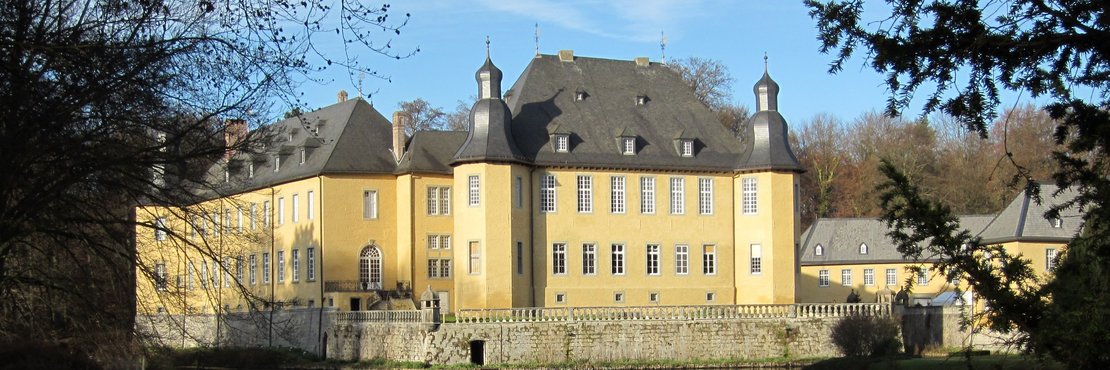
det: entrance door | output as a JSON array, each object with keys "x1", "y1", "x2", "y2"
[
  {"x1": 350, "y1": 297, "x2": 361, "y2": 311},
  {"x1": 359, "y1": 246, "x2": 383, "y2": 290}
]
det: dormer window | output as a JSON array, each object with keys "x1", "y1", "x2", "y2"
[
  {"x1": 287, "y1": 133, "x2": 294, "y2": 142},
  {"x1": 575, "y1": 90, "x2": 587, "y2": 101},
  {"x1": 248, "y1": 162, "x2": 255, "y2": 178},
  {"x1": 1052, "y1": 217, "x2": 1063, "y2": 228},
  {"x1": 299, "y1": 148, "x2": 306, "y2": 164},
  {"x1": 621, "y1": 137, "x2": 636, "y2": 155},
  {"x1": 274, "y1": 156, "x2": 281, "y2": 172},
  {"x1": 679, "y1": 139, "x2": 694, "y2": 157},
  {"x1": 636, "y1": 95, "x2": 648, "y2": 106},
  {"x1": 859, "y1": 243, "x2": 868, "y2": 254},
  {"x1": 223, "y1": 169, "x2": 230, "y2": 183},
  {"x1": 815, "y1": 244, "x2": 824, "y2": 256},
  {"x1": 554, "y1": 134, "x2": 569, "y2": 153}
]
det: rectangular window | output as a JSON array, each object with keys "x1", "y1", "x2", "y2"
[
  {"x1": 468, "y1": 241, "x2": 480, "y2": 275},
  {"x1": 236, "y1": 207, "x2": 243, "y2": 233},
  {"x1": 225, "y1": 208, "x2": 232, "y2": 230},
  {"x1": 818, "y1": 269, "x2": 829, "y2": 287},
  {"x1": 646, "y1": 244, "x2": 660, "y2": 275},
  {"x1": 222, "y1": 257, "x2": 231, "y2": 288},
  {"x1": 611, "y1": 243, "x2": 625, "y2": 275},
  {"x1": 577, "y1": 175, "x2": 593, "y2": 213},
  {"x1": 263, "y1": 201, "x2": 271, "y2": 226},
  {"x1": 428, "y1": 235, "x2": 439, "y2": 249},
  {"x1": 675, "y1": 244, "x2": 689, "y2": 275},
  {"x1": 154, "y1": 262, "x2": 168, "y2": 291},
  {"x1": 681, "y1": 140, "x2": 694, "y2": 157},
  {"x1": 555, "y1": 135, "x2": 569, "y2": 152},
  {"x1": 291, "y1": 249, "x2": 300, "y2": 282},
  {"x1": 440, "y1": 259, "x2": 451, "y2": 278},
  {"x1": 582, "y1": 243, "x2": 596, "y2": 275},
  {"x1": 698, "y1": 178, "x2": 713, "y2": 215},
  {"x1": 917, "y1": 268, "x2": 929, "y2": 285},
  {"x1": 302, "y1": 247, "x2": 314, "y2": 281},
  {"x1": 262, "y1": 253, "x2": 270, "y2": 284},
  {"x1": 1046, "y1": 248, "x2": 1057, "y2": 271},
  {"x1": 235, "y1": 256, "x2": 243, "y2": 284},
  {"x1": 742, "y1": 177, "x2": 758, "y2": 214},
  {"x1": 516, "y1": 242, "x2": 524, "y2": 275},
  {"x1": 703, "y1": 245, "x2": 717, "y2": 275},
  {"x1": 863, "y1": 268, "x2": 875, "y2": 286},
  {"x1": 468, "y1": 175, "x2": 480, "y2": 207},
  {"x1": 640, "y1": 177, "x2": 656, "y2": 214},
  {"x1": 750, "y1": 244, "x2": 762, "y2": 274},
  {"x1": 610, "y1": 176, "x2": 626, "y2": 214},
  {"x1": 154, "y1": 217, "x2": 167, "y2": 241},
  {"x1": 274, "y1": 156, "x2": 281, "y2": 172},
  {"x1": 842, "y1": 269, "x2": 853, "y2": 286},
  {"x1": 885, "y1": 268, "x2": 897, "y2": 287},
  {"x1": 427, "y1": 187, "x2": 440, "y2": 215},
  {"x1": 427, "y1": 259, "x2": 439, "y2": 278},
  {"x1": 307, "y1": 191, "x2": 315, "y2": 220},
  {"x1": 276, "y1": 251, "x2": 285, "y2": 283},
  {"x1": 188, "y1": 261, "x2": 195, "y2": 290},
  {"x1": 249, "y1": 255, "x2": 257, "y2": 285},
  {"x1": 277, "y1": 197, "x2": 285, "y2": 225},
  {"x1": 552, "y1": 243, "x2": 567, "y2": 275},
  {"x1": 441, "y1": 235, "x2": 451, "y2": 249},
  {"x1": 622, "y1": 137, "x2": 635, "y2": 155},
  {"x1": 441, "y1": 187, "x2": 451, "y2": 214},
  {"x1": 200, "y1": 260, "x2": 208, "y2": 288},
  {"x1": 515, "y1": 177, "x2": 523, "y2": 208},
  {"x1": 211, "y1": 259, "x2": 219, "y2": 288},
  {"x1": 540, "y1": 174, "x2": 557, "y2": 213},
  {"x1": 670, "y1": 177, "x2": 684, "y2": 215},
  {"x1": 363, "y1": 190, "x2": 378, "y2": 219},
  {"x1": 292, "y1": 194, "x2": 299, "y2": 223}
]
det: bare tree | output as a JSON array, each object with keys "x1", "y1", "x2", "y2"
[
  {"x1": 446, "y1": 98, "x2": 475, "y2": 131},
  {"x1": 794, "y1": 113, "x2": 847, "y2": 224},
  {"x1": 397, "y1": 98, "x2": 447, "y2": 134},
  {"x1": 669, "y1": 57, "x2": 734, "y2": 111}
]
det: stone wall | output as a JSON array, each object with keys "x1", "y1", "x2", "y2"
[
  {"x1": 896, "y1": 305, "x2": 971, "y2": 354},
  {"x1": 137, "y1": 308, "x2": 328, "y2": 354},
  {"x1": 328, "y1": 318, "x2": 842, "y2": 365}
]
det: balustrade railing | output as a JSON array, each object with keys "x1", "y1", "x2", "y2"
[
  {"x1": 454, "y1": 303, "x2": 891, "y2": 324},
  {"x1": 332, "y1": 310, "x2": 426, "y2": 323}
]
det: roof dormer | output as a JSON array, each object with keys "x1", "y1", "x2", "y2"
[{"x1": 673, "y1": 130, "x2": 695, "y2": 157}]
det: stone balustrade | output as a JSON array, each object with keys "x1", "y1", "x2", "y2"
[
  {"x1": 332, "y1": 309, "x2": 425, "y2": 323},
  {"x1": 454, "y1": 303, "x2": 890, "y2": 324}
]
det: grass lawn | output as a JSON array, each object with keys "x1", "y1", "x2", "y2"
[{"x1": 805, "y1": 354, "x2": 1061, "y2": 370}]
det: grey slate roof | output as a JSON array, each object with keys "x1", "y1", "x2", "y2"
[
  {"x1": 978, "y1": 183, "x2": 1083, "y2": 243},
  {"x1": 799, "y1": 215, "x2": 995, "y2": 266},
  {"x1": 503, "y1": 54, "x2": 802, "y2": 172},
  {"x1": 453, "y1": 57, "x2": 529, "y2": 165},
  {"x1": 213, "y1": 98, "x2": 396, "y2": 194},
  {"x1": 396, "y1": 131, "x2": 469, "y2": 175}
]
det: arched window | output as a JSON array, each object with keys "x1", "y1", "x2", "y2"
[
  {"x1": 859, "y1": 243, "x2": 868, "y2": 254},
  {"x1": 359, "y1": 246, "x2": 382, "y2": 290},
  {"x1": 815, "y1": 244, "x2": 824, "y2": 256}
]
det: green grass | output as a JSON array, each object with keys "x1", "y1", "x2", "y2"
[
  {"x1": 439, "y1": 356, "x2": 826, "y2": 369},
  {"x1": 804, "y1": 354, "x2": 1061, "y2": 370}
]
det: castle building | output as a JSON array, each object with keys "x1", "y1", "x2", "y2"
[{"x1": 134, "y1": 50, "x2": 805, "y2": 314}]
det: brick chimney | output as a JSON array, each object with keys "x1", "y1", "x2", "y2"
[
  {"x1": 558, "y1": 49, "x2": 574, "y2": 62},
  {"x1": 635, "y1": 57, "x2": 650, "y2": 67},
  {"x1": 224, "y1": 119, "x2": 248, "y2": 160},
  {"x1": 391, "y1": 111, "x2": 408, "y2": 162},
  {"x1": 337, "y1": 90, "x2": 348, "y2": 103}
]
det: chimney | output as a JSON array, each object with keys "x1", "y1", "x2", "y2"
[
  {"x1": 634, "y1": 57, "x2": 650, "y2": 67},
  {"x1": 558, "y1": 49, "x2": 575, "y2": 62},
  {"x1": 224, "y1": 119, "x2": 248, "y2": 160},
  {"x1": 391, "y1": 111, "x2": 407, "y2": 162},
  {"x1": 337, "y1": 90, "x2": 348, "y2": 103}
]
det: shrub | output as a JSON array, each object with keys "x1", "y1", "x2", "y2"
[{"x1": 830, "y1": 314, "x2": 901, "y2": 357}]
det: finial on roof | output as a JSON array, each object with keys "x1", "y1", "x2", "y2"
[
  {"x1": 485, "y1": 35, "x2": 491, "y2": 58},
  {"x1": 660, "y1": 30, "x2": 668, "y2": 64},
  {"x1": 534, "y1": 23, "x2": 540, "y2": 56},
  {"x1": 764, "y1": 52, "x2": 769, "y2": 71}
]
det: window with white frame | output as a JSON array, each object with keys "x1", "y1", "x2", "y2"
[
  {"x1": 236, "y1": 207, "x2": 243, "y2": 232},
  {"x1": 1052, "y1": 217, "x2": 1062, "y2": 228},
  {"x1": 154, "y1": 217, "x2": 167, "y2": 241},
  {"x1": 841, "y1": 269, "x2": 852, "y2": 286},
  {"x1": 582, "y1": 243, "x2": 596, "y2": 275},
  {"x1": 234, "y1": 256, "x2": 244, "y2": 284},
  {"x1": 248, "y1": 162, "x2": 254, "y2": 178},
  {"x1": 427, "y1": 259, "x2": 439, "y2": 278},
  {"x1": 363, "y1": 190, "x2": 378, "y2": 219},
  {"x1": 863, "y1": 268, "x2": 875, "y2": 286},
  {"x1": 307, "y1": 191, "x2": 314, "y2": 220},
  {"x1": 552, "y1": 243, "x2": 567, "y2": 275},
  {"x1": 703, "y1": 245, "x2": 716, "y2": 275},
  {"x1": 155, "y1": 262, "x2": 168, "y2": 291},
  {"x1": 515, "y1": 177, "x2": 523, "y2": 208},
  {"x1": 646, "y1": 244, "x2": 660, "y2": 275},
  {"x1": 698, "y1": 178, "x2": 713, "y2": 215},
  {"x1": 468, "y1": 241, "x2": 480, "y2": 275},
  {"x1": 441, "y1": 235, "x2": 451, "y2": 249},
  {"x1": 306, "y1": 247, "x2": 315, "y2": 281},
  {"x1": 577, "y1": 175, "x2": 593, "y2": 213},
  {"x1": 742, "y1": 177, "x2": 758, "y2": 214},
  {"x1": 621, "y1": 137, "x2": 635, "y2": 155},
  {"x1": 262, "y1": 252, "x2": 270, "y2": 284},
  {"x1": 818, "y1": 269, "x2": 829, "y2": 287},
  {"x1": 670, "y1": 177, "x2": 684, "y2": 215},
  {"x1": 554, "y1": 134, "x2": 569, "y2": 152},
  {"x1": 299, "y1": 148, "x2": 306, "y2": 164},
  {"x1": 610, "y1": 176, "x2": 626, "y2": 214},
  {"x1": 815, "y1": 244, "x2": 824, "y2": 256},
  {"x1": 611, "y1": 243, "x2": 625, "y2": 275},
  {"x1": 263, "y1": 201, "x2": 271, "y2": 226},
  {"x1": 440, "y1": 258, "x2": 451, "y2": 278},
  {"x1": 224, "y1": 208, "x2": 232, "y2": 230},
  {"x1": 917, "y1": 268, "x2": 929, "y2": 285},
  {"x1": 885, "y1": 268, "x2": 897, "y2": 287},
  {"x1": 292, "y1": 194, "x2": 299, "y2": 223},
  {"x1": 200, "y1": 260, "x2": 208, "y2": 288},
  {"x1": 277, "y1": 197, "x2": 285, "y2": 225},
  {"x1": 540, "y1": 174, "x2": 557, "y2": 213},
  {"x1": 249, "y1": 203, "x2": 257, "y2": 230},
  {"x1": 1046, "y1": 248, "x2": 1057, "y2": 271},
  {"x1": 427, "y1": 187, "x2": 451, "y2": 215},
  {"x1": 249, "y1": 255, "x2": 257, "y2": 285},
  {"x1": 640, "y1": 177, "x2": 655, "y2": 214},
  {"x1": 468, "y1": 175, "x2": 480, "y2": 206},
  {"x1": 750, "y1": 244, "x2": 762, "y2": 274},
  {"x1": 276, "y1": 250, "x2": 285, "y2": 283},
  {"x1": 859, "y1": 243, "x2": 868, "y2": 254},
  {"x1": 555, "y1": 292, "x2": 566, "y2": 304},
  {"x1": 274, "y1": 156, "x2": 281, "y2": 172},
  {"x1": 428, "y1": 235, "x2": 439, "y2": 249},
  {"x1": 675, "y1": 244, "x2": 689, "y2": 275},
  {"x1": 222, "y1": 257, "x2": 231, "y2": 288},
  {"x1": 291, "y1": 249, "x2": 300, "y2": 282},
  {"x1": 680, "y1": 139, "x2": 694, "y2": 157},
  {"x1": 188, "y1": 261, "x2": 195, "y2": 290}
]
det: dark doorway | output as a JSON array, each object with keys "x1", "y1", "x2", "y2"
[
  {"x1": 469, "y1": 340, "x2": 485, "y2": 365},
  {"x1": 321, "y1": 333, "x2": 327, "y2": 359},
  {"x1": 350, "y1": 297, "x2": 361, "y2": 311}
]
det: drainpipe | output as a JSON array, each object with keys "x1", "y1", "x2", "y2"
[{"x1": 269, "y1": 187, "x2": 275, "y2": 347}]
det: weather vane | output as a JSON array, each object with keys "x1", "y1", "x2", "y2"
[
  {"x1": 764, "y1": 52, "x2": 769, "y2": 71},
  {"x1": 660, "y1": 31, "x2": 668, "y2": 64},
  {"x1": 357, "y1": 71, "x2": 365, "y2": 98},
  {"x1": 534, "y1": 23, "x2": 540, "y2": 56},
  {"x1": 485, "y1": 36, "x2": 491, "y2": 58}
]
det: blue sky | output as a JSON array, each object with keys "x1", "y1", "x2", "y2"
[{"x1": 295, "y1": 1, "x2": 1026, "y2": 126}]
